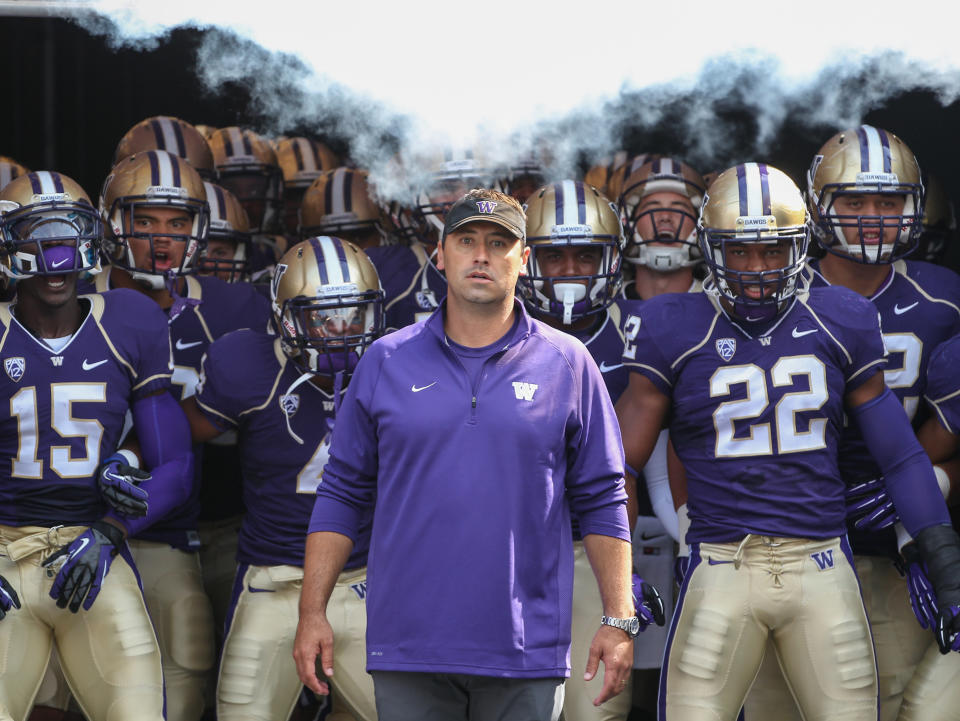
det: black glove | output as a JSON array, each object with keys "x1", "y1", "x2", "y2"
[
  {"x1": 0, "y1": 574, "x2": 20, "y2": 620},
  {"x1": 632, "y1": 573, "x2": 666, "y2": 629},
  {"x1": 915, "y1": 524, "x2": 960, "y2": 653},
  {"x1": 98, "y1": 453, "x2": 150, "y2": 518},
  {"x1": 42, "y1": 521, "x2": 125, "y2": 613}
]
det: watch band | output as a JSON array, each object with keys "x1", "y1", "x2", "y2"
[{"x1": 601, "y1": 614, "x2": 640, "y2": 638}]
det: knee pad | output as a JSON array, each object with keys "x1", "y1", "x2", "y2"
[{"x1": 166, "y1": 591, "x2": 215, "y2": 672}]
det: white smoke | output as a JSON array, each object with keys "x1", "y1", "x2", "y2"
[{"x1": 57, "y1": 0, "x2": 960, "y2": 199}]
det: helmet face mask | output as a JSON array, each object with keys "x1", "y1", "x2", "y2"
[
  {"x1": 519, "y1": 180, "x2": 624, "y2": 325},
  {"x1": 0, "y1": 172, "x2": 102, "y2": 280},
  {"x1": 210, "y1": 128, "x2": 286, "y2": 234},
  {"x1": 699, "y1": 163, "x2": 810, "y2": 323},
  {"x1": 271, "y1": 236, "x2": 385, "y2": 378},
  {"x1": 808, "y1": 125, "x2": 923, "y2": 264}
]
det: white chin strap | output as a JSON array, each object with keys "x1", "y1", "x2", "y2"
[
  {"x1": 554, "y1": 282, "x2": 586, "y2": 325},
  {"x1": 631, "y1": 242, "x2": 695, "y2": 271}
]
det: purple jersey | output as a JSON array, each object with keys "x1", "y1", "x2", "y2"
[
  {"x1": 624, "y1": 287, "x2": 886, "y2": 543},
  {"x1": 310, "y1": 300, "x2": 629, "y2": 677},
  {"x1": 87, "y1": 270, "x2": 272, "y2": 547},
  {"x1": 365, "y1": 243, "x2": 447, "y2": 331},
  {"x1": 925, "y1": 334, "x2": 960, "y2": 435},
  {"x1": 0, "y1": 290, "x2": 173, "y2": 526},
  {"x1": 196, "y1": 329, "x2": 370, "y2": 569},
  {"x1": 578, "y1": 299, "x2": 643, "y2": 405},
  {"x1": 805, "y1": 260, "x2": 960, "y2": 470}
]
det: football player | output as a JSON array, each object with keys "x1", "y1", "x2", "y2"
[
  {"x1": 180, "y1": 236, "x2": 383, "y2": 721},
  {"x1": 0, "y1": 170, "x2": 194, "y2": 721},
  {"x1": 299, "y1": 168, "x2": 396, "y2": 250},
  {"x1": 498, "y1": 152, "x2": 547, "y2": 205},
  {"x1": 198, "y1": 181, "x2": 252, "y2": 283},
  {"x1": 796, "y1": 126, "x2": 960, "y2": 721},
  {"x1": 365, "y1": 147, "x2": 493, "y2": 330},
  {"x1": 615, "y1": 162, "x2": 960, "y2": 721},
  {"x1": 520, "y1": 180, "x2": 665, "y2": 721},
  {"x1": 113, "y1": 116, "x2": 216, "y2": 180},
  {"x1": 95, "y1": 149, "x2": 272, "y2": 721},
  {"x1": 275, "y1": 136, "x2": 338, "y2": 235}
]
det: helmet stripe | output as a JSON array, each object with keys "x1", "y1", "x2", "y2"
[
  {"x1": 858, "y1": 125, "x2": 892, "y2": 173},
  {"x1": 292, "y1": 138, "x2": 306, "y2": 171},
  {"x1": 147, "y1": 151, "x2": 161, "y2": 187},
  {"x1": 50, "y1": 171, "x2": 65, "y2": 194},
  {"x1": 311, "y1": 237, "x2": 330, "y2": 285},
  {"x1": 331, "y1": 169, "x2": 347, "y2": 215},
  {"x1": 324, "y1": 170, "x2": 335, "y2": 216},
  {"x1": 575, "y1": 180, "x2": 587, "y2": 225},
  {"x1": 171, "y1": 120, "x2": 186, "y2": 157},
  {"x1": 150, "y1": 119, "x2": 166, "y2": 150},
  {"x1": 213, "y1": 184, "x2": 227, "y2": 219},
  {"x1": 241, "y1": 130, "x2": 254, "y2": 157},
  {"x1": 877, "y1": 129, "x2": 892, "y2": 173},
  {"x1": 343, "y1": 170, "x2": 354, "y2": 213},
  {"x1": 736, "y1": 164, "x2": 749, "y2": 217},
  {"x1": 224, "y1": 129, "x2": 238, "y2": 158},
  {"x1": 553, "y1": 183, "x2": 564, "y2": 226},
  {"x1": 758, "y1": 163, "x2": 772, "y2": 216},
  {"x1": 333, "y1": 235, "x2": 350, "y2": 281},
  {"x1": 28, "y1": 172, "x2": 44, "y2": 195}
]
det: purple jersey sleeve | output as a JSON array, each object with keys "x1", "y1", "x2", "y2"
[
  {"x1": 620, "y1": 294, "x2": 687, "y2": 395},
  {"x1": 925, "y1": 334, "x2": 960, "y2": 434},
  {"x1": 99, "y1": 289, "x2": 174, "y2": 399},
  {"x1": 195, "y1": 336, "x2": 248, "y2": 431}
]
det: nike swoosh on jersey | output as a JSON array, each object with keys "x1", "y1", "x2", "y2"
[
  {"x1": 411, "y1": 382, "x2": 437, "y2": 393},
  {"x1": 81, "y1": 359, "x2": 108, "y2": 371},
  {"x1": 707, "y1": 557, "x2": 734, "y2": 565},
  {"x1": 175, "y1": 339, "x2": 203, "y2": 350},
  {"x1": 792, "y1": 327, "x2": 818, "y2": 338},
  {"x1": 599, "y1": 361, "x2": 623, "y2": 373},
  {"x1": 247, "y1": 585, "x2": 276, "y2": 593},
  {"x1": 894, "y1": 301, "x2": 919, "y2": 315}
]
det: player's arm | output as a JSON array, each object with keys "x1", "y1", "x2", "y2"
[
  {"x1": 181, "y1": 395, "x2": 225, "y2": 444},
  {"x1": 614, "y1": 372, "x2": 670, "y2": 475},
  {"x1": 293, "y1": 530, "x2": 354, "y2": 696},
  {"x1": 846, "y1": 371, "x2": 960, "y2": 652}
]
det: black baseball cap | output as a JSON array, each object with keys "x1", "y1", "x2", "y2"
[{"x1": 443, "y1": 194, "x2": 526, "y2": 240}]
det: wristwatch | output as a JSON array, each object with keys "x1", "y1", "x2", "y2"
[{"x1": 601, "y1": 615, "x2": 640, "y2": 638}]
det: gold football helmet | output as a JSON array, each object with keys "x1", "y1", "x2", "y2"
[
  {"x1": 198, "y1": 181, "x2": 251, "y2": 283},
  {"x1": 299, "y1": 168, "x2": 392, "y2": 248},
  {"x1": 113, "y1": 116, "x2": 215, "y2": 179},
  {"x1": 414, "y1": 147, "x2": 495, "y2": 243},
  {"x1": 584, "y1": 151, "x2": 634, "y2": 197},
  {"x1": 194, "y1": 124, "x2": 218, "y2": 140},
  {"x1": 520, "y1": 180, "x2": 624, "y2": 325},
  {"x1": 209, "y1": 127, "x2": 284, "y2": 234},
  {"x1": 917, "y1": 172, "x2": 956, "y2": 264},
  {"x1": 271, "y1": 236, "x2": 385, "y2": 378},
  {"x1": 699, "y1": 163, "x2": 810, "y2": 322},
  {"x1": 0, "y1": 157, "x2": 30, "y2": 193},
  {"x1": 618, "y1": 157, "x2": 705, "y2": 270},
  {"x1": 276, "y1": 137, "x2": 339, "y2": 235},
  {"x1": 497, "y1": 151, "x2": 547, "y2": 205},
  {"x1": 0, "y1": 171, "x2": 101, "y2": 279},
  {"x1": 100, "y1": 150, "x2": 210, "y2": 289},
  {"x1": 807, "y1": 125, "x2": 923, "y2": 263},
  {"x1": 605, "y1": 153, "x2": 656, "y2": 203}
]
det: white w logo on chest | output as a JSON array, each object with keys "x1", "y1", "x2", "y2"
[{"x1": 512, "y1": 381, "x2": 538, "y2": 401}]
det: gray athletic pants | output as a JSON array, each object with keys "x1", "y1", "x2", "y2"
[{"x1": 371, "y1": 671, "x2": 565, "y2": 721}]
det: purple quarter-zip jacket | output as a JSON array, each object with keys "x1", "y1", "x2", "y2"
[{"x1": 309, "y1": 299, "x2": 629, "y2": 677}]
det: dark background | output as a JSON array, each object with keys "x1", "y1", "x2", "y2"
[{"x1": 1, "y1": 15, "x2": 959, "y2": 270}]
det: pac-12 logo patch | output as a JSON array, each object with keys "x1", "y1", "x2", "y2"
[
  {"x1": 416, "y1": 289, "x2": 437, "y2": 310},
  {"x1": 280, "y1": 393, "x2": 300, "y2": 417},
  {"x1": 4, "y1": 357, "x2": 25, "y2": 382},
  {"x1": 715, "y1": 338, "x2": 736, "y2": 362}
]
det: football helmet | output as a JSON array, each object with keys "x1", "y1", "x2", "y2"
[
  {"x1": 0, "y1": 171, "x2": 101, "y2": 279},
  {"x1": 699, "y1": 163, "x2": 810, "y2": 322},
  {"x1": 99, "y1": 150, "x2": 210, "y2": 289},
  {"x1": 271, "y1": 236, "x2": 385, "y2": 378},
  {"x1": 584, "y1": 151, "x2": 633, "y2": 197},
  {"x1": 209, "y1": 127, "x2": 284, "y2": 234},
  {"x1": 194, "y1": 124, "x2": 218, "y2": 140},
  {"x1": 917, "y1": 172, "x2": 956, "y2": 264},
  {"x1": 519, "y1": 180, "x2": 624, "y2": 324},
  {"x1": 299, "y1": 168, "x2": 392, "y2": 248},
  {"x1": 276, "y1": 137, "x2": 339, "y2": 235},
  {"x1": 199, "y1": 181, "x2": 251, "y2": 283},
  {"x1": 618, "y1": 157, "x2": 705, "y2": 270},
  {"x1": 605, "y1": 153, "x2": 656, "y2": 203},
  {"x1": 498, "y1": 152, "x2": 547, "y2": 205},
  {"x1": 113, "y1": 116, "x2": 215, "y2": 179},
  {"x1": 0, "y1": 156, "x2": 30, "y2": 193},
  {"x1": 807, "y1": 125, "x2": 923, "y2": 263},
  {"x1": 414, "y1": 148, "x2": 494, "y2": 243}
]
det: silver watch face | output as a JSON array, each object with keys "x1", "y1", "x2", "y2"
[{"x1": 627, "y1": 616, "x2": 640, "y2": 636}]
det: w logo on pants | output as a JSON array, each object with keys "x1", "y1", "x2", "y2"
[
  {"x1": 512, "y1": 382, "x2": 538, "y2": 401},
  {"x1": 810, "y1": 550, "x2": 835, "y2": 570}
]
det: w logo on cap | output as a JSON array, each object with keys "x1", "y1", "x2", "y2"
[{"x1": 476, "y1": 201, "x2": 497, "y2": 214}]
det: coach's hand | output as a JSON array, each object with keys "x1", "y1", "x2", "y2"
[
  {"x1": 294, "y1": 610, "x2": 335, "y2": 696},
  {"x1": 98, "y1": 453, "x2": 150, "y2": 518},
  {"x1": 584, "y1": 624, "x2": 634, "y2": 706},
  {"x1": 0, "y1": 574, "x2": 20, "y2": 619},
  {"x1": 43, "y1": 521, "x2": 125, "y2": 613}
]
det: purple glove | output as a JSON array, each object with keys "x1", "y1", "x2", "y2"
[
  {"x1": 632, "y1": 573, "x2": 666, "y2": 629},
  {"x1": 0, "y1": 575, "x2": 19, "y2": 620},
  {"x1": 43, "y1": 521, "x2": 124, "y2": 613},
  {"x1": 900, "y1": 543, "x2": 938, "y2": 629},
  {"x1": 845, "y1": 477, "x2": 899, "y2": 531}
]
